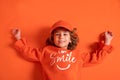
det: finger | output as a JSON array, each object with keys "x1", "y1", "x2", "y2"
[
  {"x1": 107, "y1": 31, "x2": 113, "y2": 36},
  {"x1": 105, "y1": 31, "x2": 113, "y2": 36},
  {"x1": 105, "y1": 31, "x2": 108, "y2": 36},
  {"x1": 12, "y1": 28, "x2": 19, "y2": 35}
]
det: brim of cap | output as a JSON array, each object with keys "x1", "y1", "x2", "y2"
[{"x1": 50, "y1": 20, "x2": 73, "y2": 34}]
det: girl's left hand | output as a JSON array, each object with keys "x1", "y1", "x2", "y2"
[{"x1": 105, "y1": 31, "x2": 113, "y2": 45}]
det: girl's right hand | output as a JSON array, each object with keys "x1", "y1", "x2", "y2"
[
  {"x1": 104, "y1": 31, "x2": 113, "y2": 45},
  {"x1": 12, "y1": 28, "x2": 21, "y2": 40}
]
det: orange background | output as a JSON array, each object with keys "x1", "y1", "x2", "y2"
[{"x1": 0, "y1": 0, "x2": 120, "y2": 80}]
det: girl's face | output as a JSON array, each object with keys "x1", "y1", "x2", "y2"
[{"x1": 53, "y1": 28, "x2": 71, "y2": 49}]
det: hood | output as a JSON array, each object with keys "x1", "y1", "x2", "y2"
[{"x1": 50, "y1": 20, "x2": 73, "y2": 34}]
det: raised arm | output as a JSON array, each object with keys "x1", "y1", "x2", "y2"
[
  {"x1": 12, "y1": 28, "x2": 41, "y2": 61},
  {"x1": 82, "y1": 31, "x2": 113, "y2": 67}
]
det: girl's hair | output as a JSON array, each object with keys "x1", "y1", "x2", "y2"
[{"x1": 46, "y1": 27, "x2": 79, "y2": 50}]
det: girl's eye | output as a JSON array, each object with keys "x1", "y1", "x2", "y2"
[
  {"x1": 54, "y1": 32, "x2": 69, "y2": 36},
  {"x1": 64, "y1": 33, "x2": 68, "y2": 36},
  {"x1": 55, "y1": 33, "x2": 60, "y2": 36}
]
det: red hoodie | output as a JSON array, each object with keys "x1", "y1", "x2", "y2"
[{"x1": 14, "y1": 20, "x2": 113, "y2": 80}]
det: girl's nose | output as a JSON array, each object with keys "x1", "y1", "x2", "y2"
[{"x1": 59, "y1": 34, "x2": 64, "y2": 38}]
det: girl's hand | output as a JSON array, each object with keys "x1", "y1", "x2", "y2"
[
  {"x1": 105, "y1": 31, "x2": 113, "y2": 45},
  {"x1": 12, "y1": 28, "x2": 21, "y2": 40}
]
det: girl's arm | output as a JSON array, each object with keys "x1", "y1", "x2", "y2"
[
  {"x1": 12, "y1": 29, "x2": 42, "y2": 61},
  {"x1": 82, "y1": 31, "x2": 113, "y2": 67}
]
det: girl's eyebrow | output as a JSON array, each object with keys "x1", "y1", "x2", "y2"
[
  {"x1": 54, "y1": 29, "x2": 70, "y2": 33},
  {"x1": 55, "y1": 31, "x2": 69, "y2": 33}
]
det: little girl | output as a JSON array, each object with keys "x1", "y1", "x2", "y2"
[{"x1": 12, "y1": 20, "x2": 113, "y2": 80}]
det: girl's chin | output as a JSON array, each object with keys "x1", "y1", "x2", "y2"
[{"x1": 57, "y1": 45, "x2": 67, "y2": 49}]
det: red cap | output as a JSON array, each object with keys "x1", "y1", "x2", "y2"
[{"x1": 50, "y1": 20, "x2": 73, "y2": 34}]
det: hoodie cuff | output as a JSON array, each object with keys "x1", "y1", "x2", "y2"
[
  {"x1": 14, "y1": 38, "x2": 27, "y2": 49},
  {"x1": 102, "y1": 45, "x2": 113, "y2": 53}
]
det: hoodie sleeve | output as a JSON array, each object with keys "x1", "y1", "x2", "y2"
[
  {"x1": 14, "y1": 38, "x2": 42, "y2": 61},
  {"x1": 81, "y1": 42, "x2": 113, "y2": 67}
]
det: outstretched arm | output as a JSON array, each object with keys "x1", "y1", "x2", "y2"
[
  {"x1": 12, "y1": 28, "x2": 41, "y2": 61},
  {"x1": 82, "y1": 31, "x2": 113, "y2": 67}
]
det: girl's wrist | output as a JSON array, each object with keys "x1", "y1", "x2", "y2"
[
  {"x1": 16, "y1": 36, "x2": 21, "y2": 40},
  {"x1": 105, "y1": 40, "x2": 111, "y2": 45}
]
